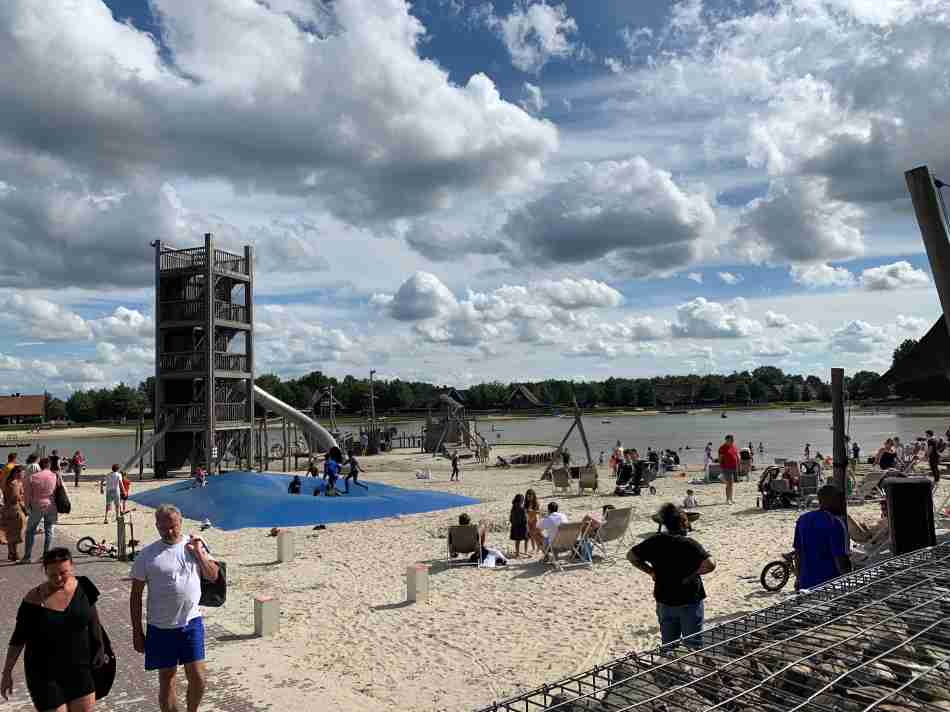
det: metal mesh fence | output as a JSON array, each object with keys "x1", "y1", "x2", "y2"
[{"x1": 477, "y1": 543, "x2": 950, "y2": 712}]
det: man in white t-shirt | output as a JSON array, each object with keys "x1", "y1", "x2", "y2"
[
  {"x1": 541, "y1": 501, "x2": 568, "y2": 545},
  {"x1": 131, "y1": 504, "x2": 219, "y2": 712},
  {"x1": 104, "y1": 464, "x2": 123, "y2": 524}
]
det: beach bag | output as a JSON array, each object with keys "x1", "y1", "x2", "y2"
[
  {"x1": 90, "y1": 624, "x2": 117, "y2": 700},
  {"x1": 53, "y1": 473, "x2": 71, "y2": 515},
  {"x1": 199, "y1": 560, "x2": 227, "y2": 607}
]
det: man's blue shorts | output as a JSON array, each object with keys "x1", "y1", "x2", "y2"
[{"x1": 145, "y1": 617, "x2": 205, "y2": 671}]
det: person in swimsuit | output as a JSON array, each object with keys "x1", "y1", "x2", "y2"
[
  {"x1": 524, "y1": 489, "x2": 543, "y2": 553},
  {"x1": 2, "y1": 548, "x2": 109, "y2": 711}
]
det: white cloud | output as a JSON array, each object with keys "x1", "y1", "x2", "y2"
[
  {"x1": 88, "y1": 307, "x2": 153, "y2": 343},
  {"x1": 860, "y1": 261, "x2": 931, "y2": 291},
  {"x1": 687, "y1": 272, "x2": 703, "y2": 284},
  {"x1": 520, "y1": 82, "x2": 546, "y2": 113},
  {"x1": 534, "y1": 278, "x2": 623, "y2": 309},
  {"x1": 717, "y1": 272, "x2": 742, "y2": 285},
  {"x1": 895, "y1": 314, "x2": 927, "y2": 333},
  {"x1": 504, "y1": 156, "x2": 717, "y2": 275},
  {"x1": 830, "y1": 320, "x2": 887, "y2": 353},
  {"x1": 388, "y1": 272, "x2": 459, "y2": 322},
  {"x1": 0, "y1": 293, "x2": 91, "y2": 341},
  {"x1": 790, "y1": 263, "x2": 856, "y2": 289},
  {"x1": 764, "y1": 310, "x2": 792, "y2": 328},
  {"x1": 479, "y1": 1, "x2": 580, "y2": 74},
  {"x1": 751, "y1": 338, "x2": 792, "y2": 358},
  {"x1": 672, "y1": 297, "x2": 763, "y2": 339}
]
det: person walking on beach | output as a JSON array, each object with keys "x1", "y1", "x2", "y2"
[
  {"x1": 48, "y1": 451, "x2": 60, "y2": 473},
  {"x1": 450, "y1": 451, "x2": 460, "y2": 482},
  {"x1": 804, "y1": 443, "x2": 811, "y2": 461},
  {"x1": 793, "y1": 485, "x2": 851, "y2": 590},
  {"x1": 627, "y1": 503, "x2": 716, "y2": 647},
  {"x1": 1, "y1": 466, "x2": 27, "y2": 561},
  {"x1": 24, "y1": 454, "x2": 40, "y2": 480},
  {"x1": 852, "y1": 441, "x2": 860, "y2": 461},
  {"x1": 323, "y1": 447, "x2": 343, "y2": 495},
  {"x1": 21, "y1": 458, "x2": 58, "y2": 563},
  {"x1": 0, "y1": 453, "x2": 17, "y2": 497},
  {"x1": 703, "y1": 442, "x2": 713, "y2": 477},
  {"x1": 131, "y1": 504, "x2": 219, "y2": 712},
  {"x1": 718, "y1": 436, "x2": 738, "y2": 505},
  {"x1": 104, "y1": 465, "x2": 123, "y2": 524},
  {"x1": 926, "y1": 430, "x2": 941, "y2": 486},
  {"x1": 70, "y1": 451, "x2": 85, "y2": 488},
  {"x1": 343, "y1": 450, "x2": 368, "y2": 493},
  {"x1": 2, "y1": 548, "x2": 110, "y2": 711},
  {"x1": 509, "y1": 494, "x2": 528, "y2": 558}
]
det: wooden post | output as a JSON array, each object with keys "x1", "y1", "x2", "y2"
[
  {"x1": 906, "y1": 166, "x2": 950, "y2": 335},
  {"x1": 204, "y1": 233, "x2": 216, "y2": 476},
  {"x1": 138, "y1": 415, "x2": 145, "y2": 480},
  {"x1": 831, "y1": 368, "x2": 848, "y2": 521}
]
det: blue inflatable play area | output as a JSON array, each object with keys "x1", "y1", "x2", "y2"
[{"x1": 129, "y1": 472, "x2": 479, "y2": 531}]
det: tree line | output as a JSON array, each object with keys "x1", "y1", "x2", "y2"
[{"x1": 45, "y1": 363, "x2": 904, "y2": 424}]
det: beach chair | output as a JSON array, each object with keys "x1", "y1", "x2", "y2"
[
  {"x1": 591, "y1": 507, "x2": 633, "y2": 562},
  {"x1": 578, "y1": 466, "x2": 598, "y2": 495},
  {"x1": 543, "y1": 522, "x2": 590, "y2": 571},
  {"x1": 552, "y1": 467, "x2": 571, "y2": 495},
  {"x1": 446, "y1": 525, "x2": 482, "y2": 568}
]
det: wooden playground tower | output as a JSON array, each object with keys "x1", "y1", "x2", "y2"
[
  {"x1": 152, "y1": 234, "x2": 256, "y2": 476},
  {"x1": 424, "y1": 394, "x2": 488, "y2": 457}
]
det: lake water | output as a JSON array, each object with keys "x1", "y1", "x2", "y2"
[{"x1": 5, "y1": 409, "x2": 948, "y2": 471}]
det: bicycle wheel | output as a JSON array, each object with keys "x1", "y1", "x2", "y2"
[
  {"x1": 760, "y1": 560, "x2": 790, "y2": 592},
  {"x1": 76, "y1": 536, "x2": 97, "y2": 555}
]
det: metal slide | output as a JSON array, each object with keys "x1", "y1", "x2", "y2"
[
  {"x1": 120, "y1": 414, "x2": 176, "y2": 473},
  {"x1": 252, "y1": 384, "x2": 338, "y2": 453}
]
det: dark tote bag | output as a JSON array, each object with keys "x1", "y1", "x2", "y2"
[
  {"x1": 199, "y1": 560, "x2": 227, "y2": 607},
  {"x1": 53, "y1": 473, "x2": 71, "y2": 515},
  {"x1": 90, "y1": 624, "x2": 117, "y2": 700}
]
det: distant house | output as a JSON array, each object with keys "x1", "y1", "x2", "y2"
[
  {"x1": 654, "y1": 383, "x2": 696, "y2": 408},
  {"x1": 506, "y1": 384, "x2": 544, "y2": 409},
  {"x1": 0, "y1": 394, "x2": 45, "y2": 425},
  {"x1": 801, "y1": 384, "x2": 820, "y2": 402}
]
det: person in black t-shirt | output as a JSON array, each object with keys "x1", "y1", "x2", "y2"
[{"x1": 627, "y1": 503, "x2": 716, "y2": 648}]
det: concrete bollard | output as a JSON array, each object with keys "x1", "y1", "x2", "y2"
[
  {"x1": 277, "y1": 530, "x2": 295, "y2": 563},
  {"x1": 254, "y1": 595, "x2": 279, "y2": 637},
  {"x1": 407, "y1": 563, "x2": 430, "y2": 603}
]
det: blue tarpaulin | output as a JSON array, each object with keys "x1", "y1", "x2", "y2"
[{"x1": 128, "y1": 471, "x2": 479, "y2": 531}]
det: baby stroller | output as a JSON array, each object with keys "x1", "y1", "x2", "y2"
[
  {"x1": 614, "y1": 461, "x2": 656, "y2": 496},
  {"x1": 758, "y1": 464, "x2": 800, "y2": 510}
]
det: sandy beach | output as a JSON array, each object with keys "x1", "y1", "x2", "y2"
[{"x1": 53, "y1": 448, "x2": 891, "y2": 711}]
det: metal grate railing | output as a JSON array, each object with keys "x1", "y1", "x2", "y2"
[{"x1": 477, "y1": 543, "x2": 950, "y2": 712}]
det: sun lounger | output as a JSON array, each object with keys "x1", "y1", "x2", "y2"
[
  {"x1": 446, "y1": 524, "x2": 482, "y2": 568},
  {"x1": 852, "y1": 458, "x2": 918, "y2": 501},
  {"x1": 543, "y1": 521, "x2": 590, "y2": 571},
  {"x1": 552, "y1": 467, "x2": 571, "y2": 495},
  {"x1": 591, "y1": 507, "x2": 633, "y2": 562}
]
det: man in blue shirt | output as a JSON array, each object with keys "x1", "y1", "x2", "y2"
[{"x1": 793, "y1": 485, "x2": 851, "y2": 590}]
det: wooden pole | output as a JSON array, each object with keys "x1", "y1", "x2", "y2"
[
  {"x1": 906, "y1": 166, "x2": 950, "y2": 335},
  {"x1": 138, "y1": 415, "x2": 145, "y2": 480},
  {"x1": 831, "y1": 368, "x2": 848, "y2": 520}
]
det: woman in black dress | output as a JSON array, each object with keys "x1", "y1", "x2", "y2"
[
  {"x1": 509, "y1": 493, "x2": 528, "y2": 558},
  {"x1": 1, "y1": 548, "x2": 109, "y2": 711}
]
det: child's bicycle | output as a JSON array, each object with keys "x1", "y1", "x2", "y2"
[
  {"x1": 760, "y1": 551, "x2": 796, "y2": 592},
  {"x1": 76, "y1": 537, "x2": 119, "y2": 558}
]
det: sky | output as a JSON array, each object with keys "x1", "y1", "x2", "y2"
[{"x1": 1, "y1": 0, "x2": 949, "y2": 396}]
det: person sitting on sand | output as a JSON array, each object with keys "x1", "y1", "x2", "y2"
[
  {"x1": 448, "y1": 513, "x2": 486, "y2": 557},
  {"x1": 875, "y1": 439, "x2": 898, "y2": 470},
  {"x1": 848, "y1": 499, "x2": 889, "y2": 553},
  {"x1": 683, "y1": 490, "x2": 698, "y2": 509},
  {"x1": 287, "y1": 475, "x2": 302, "y2": 495}
]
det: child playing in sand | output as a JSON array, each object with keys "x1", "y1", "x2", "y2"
[
  {"x1": 683, "y1": 490, "x2": 698, "y2": 509},
  {"x1": 120, "y1": 472, "x2": 131, "y2": 513},
  {"x1": 509, "y1": 494, "x2": 528, "y2": 558}
]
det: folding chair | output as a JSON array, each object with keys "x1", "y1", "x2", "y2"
[
  {"x1": 591, "y1": 507, "x2": 633, "y2": 562},
  {"x1": 578, "y1": 466, "x2": 598, "y2": 495},
  {"x1": 552, "y1": 467, "x2": 571, "y2": 495},
  {"x1": 446, "y1": 524, "x2": 482, "y2": 568},
  {"x1": 542, "y1": 522, "x2": 590, "y2": 571}
]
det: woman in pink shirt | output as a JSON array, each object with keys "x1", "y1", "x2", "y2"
[{"x1": 21, "y1": 457, "x2": 58, "y2": 563}]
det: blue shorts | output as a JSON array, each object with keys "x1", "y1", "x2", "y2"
[{"x1": 145, "y1": 617, "x2": 205, "y2": 671}]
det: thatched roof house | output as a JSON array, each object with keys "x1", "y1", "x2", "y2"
[{"x1": 506, "y1": 384, "x2": 544, "y2": 409}]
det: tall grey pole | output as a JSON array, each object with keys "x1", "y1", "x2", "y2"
[
  {"x1": 832, "y1": 368, "x2": 848, "y2": 521},
  {"x1": 369, "y1": 369, "x2": 376, "y2": 427}
]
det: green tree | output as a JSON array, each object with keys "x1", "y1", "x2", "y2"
[
  {"x1": 46, "y1": 397, "x2": 66, "y2": 421},
  {"x1": 637, "y1": 381, "x2": 656, "y2": 408},
  {"x1": 698, "y1": 380, "x2": 721, "y2": 401},
  {"x1": 734, "y1": 383, "x2": 750, "y2": 403},
  {"x1": 848, "y1": 371, "x2": 882, "y2": 399},
  {"x1": 749, "y1": 379, "x2": 768, "y2": 403},
  {"x1": 892, "y1": 338, "x2": 918, "y2": 367},
  {"x1": 781, "y1": 382, "x2": 800, "y2": 402},
  {"x1": 621, "y1": 381, "x2": 639, "y2": 407},
  {"x1": 753, "y1": 366, "x2": 785, "y2": 386},
  {"x1": 66, "y1": 391, "x2": 97, "y2": 422}
]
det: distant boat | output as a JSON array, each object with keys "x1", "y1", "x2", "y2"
[
  {"x1": 601, "y1": 419, "x2": 612, "y2": 424},
  {"x1": 661, "y1": 410, "x2": 689, "y2": 415}
]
